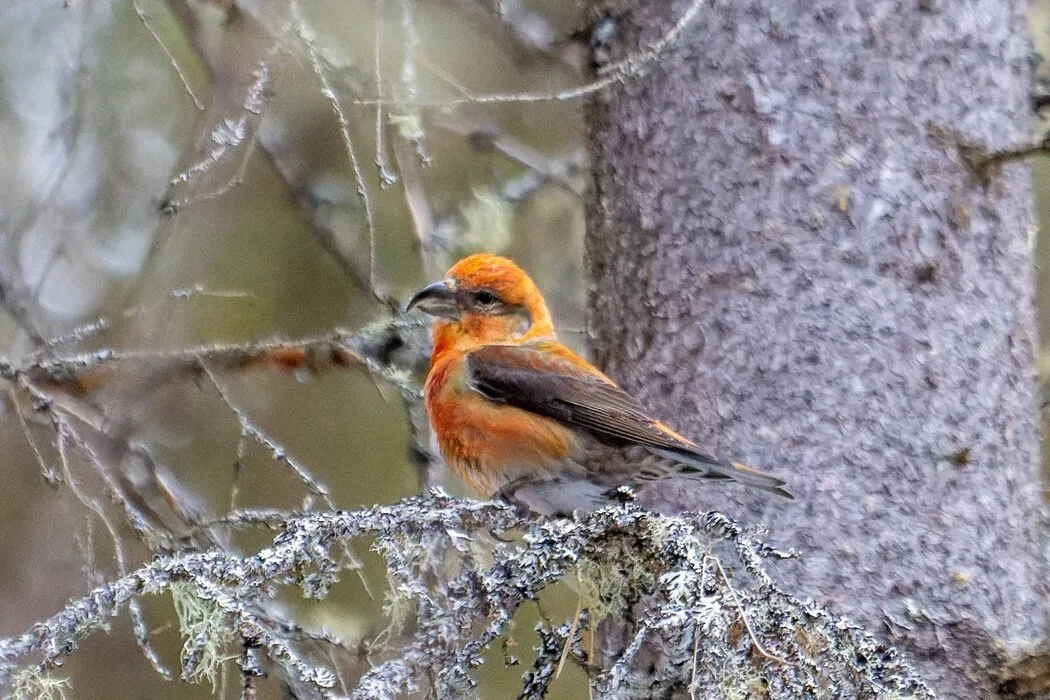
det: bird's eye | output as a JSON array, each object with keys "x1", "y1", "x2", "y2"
[{"x1": 473, "y1": 290, "x2": 497, "y2": 305}]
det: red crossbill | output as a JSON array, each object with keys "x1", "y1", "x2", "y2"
[{"x1": 407, "y1": 253, "x2": 791, "y2": 515}]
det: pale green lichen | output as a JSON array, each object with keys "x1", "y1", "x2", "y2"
[
  {"x1": 389, "y1": 112, "x2": 425, "y2": 143},
  {"x1": 709, "y1": 656, "x2": 772, "y2": 700},
  {"x1": 10, "y1": 669, "x2": 71, "y2": 700},
  {"x1": 171, "y1": 582, "x2": 238, "y2": 692},
  {"x1": 379, "y1": 580, "x2": 415, "y2": 644},
  {"x1": 575, "y1": 541, "x2": 656, "y2": 624},
  {"x1": 458, "y1": 187, "x2": 514, "y2": 253}
]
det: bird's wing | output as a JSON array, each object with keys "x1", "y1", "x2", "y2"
[
  {"x1": 465, "y1": 342, "x2": 680, "y2": 449},
  {"x1": 465, "y1": 342, "x2": 792, "y2": 498}
]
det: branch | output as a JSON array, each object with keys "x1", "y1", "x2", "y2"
[
  {"x1": 0, "y1": 495, "x2": 936, "y2": 699},
  {"x1": 354, "y1": 0, "x2": 710, "y2": 108},
  {"x1": 927, "y1": 121, "x2": 1050, "y2": 186},
  {"x1": 0, "y1": 327, "x2": 417, "y2": 397}
]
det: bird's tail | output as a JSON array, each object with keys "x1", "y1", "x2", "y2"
[{"x1": 650, "y1": 447, "x2": 794, "y2": 499}]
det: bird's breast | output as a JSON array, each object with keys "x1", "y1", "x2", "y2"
[{"x1": 425, "y1": 357, "x2": 579, "y2": 495}]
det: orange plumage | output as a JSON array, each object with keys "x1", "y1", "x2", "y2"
[{"x1": 407, "y1": 253, "x2": 791, "y2": 515}]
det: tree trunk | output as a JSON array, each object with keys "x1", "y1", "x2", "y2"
[{"x1": 586, "y1": 1, "x2": 1046, "y2": 696}]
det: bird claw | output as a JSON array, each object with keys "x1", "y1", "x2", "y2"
[{"x1": 492, "y1": 486, "x2": 533, "y2": 520}]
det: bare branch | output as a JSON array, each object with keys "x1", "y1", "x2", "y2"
[
  {"x1": 133, "y1": 0, "x2": 205, "y2": 110},
  {"x1": 291, "y1": 0, "x2": 385, "y2": 301},
  {"x1": 354, "y1": 0, "x2": 710, "y2": 108},
  {"x1": 373, "y1": 0, "x2": 398, "y2": 186}
]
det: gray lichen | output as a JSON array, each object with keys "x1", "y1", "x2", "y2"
[{"x1": 0, "y1": 493, "x2": 934, "y2": 698}]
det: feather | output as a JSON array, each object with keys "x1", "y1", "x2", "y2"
[{"x1": 465, "y1": 342, "x2": 792, "y2": 499}]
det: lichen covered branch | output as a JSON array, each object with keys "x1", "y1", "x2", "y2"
[{"x1": 0, "y1": 494, "x2": 935, "y2": 699}]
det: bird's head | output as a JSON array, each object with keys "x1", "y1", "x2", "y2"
[{"x1": 406, "y1": 253, "x2": 554, "y2": 349}]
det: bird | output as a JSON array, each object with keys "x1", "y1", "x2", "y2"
[{"x1": 406, "y1": 253, "x2": 792, "y2": 515}]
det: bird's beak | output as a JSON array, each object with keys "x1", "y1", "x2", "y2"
[{"x1": 406, "y1": 281, "x2": 460, "y2": 318}]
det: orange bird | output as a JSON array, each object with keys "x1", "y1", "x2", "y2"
[{"x1": 406, "y1": 253, "x2": 791, "y2": 515}]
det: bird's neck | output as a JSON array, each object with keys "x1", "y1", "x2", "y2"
[
  {"x1": 430, "y1": 317, "x2": 555, "y2": 359},
  {"x1": 431, "y1": 321, "x2": 466, "y2": 359}
]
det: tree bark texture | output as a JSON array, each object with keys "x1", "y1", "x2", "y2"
[{"x1": 586, "y1": 1, "x2": 1046, "y2": 696}]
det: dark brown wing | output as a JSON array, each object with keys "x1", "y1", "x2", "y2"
[
  {"x1": 465, "y1": 342, "x2": 692, "y2": 451},
  {"x1": 465, "y1": 342, "x2": 792, "y2": 498}
]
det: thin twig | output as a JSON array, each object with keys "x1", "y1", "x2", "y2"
[
  {"x1": 133, "y1": 0, "x2": 205, "y2": 110},
  {"x1": 391, "y1": 137, "x2": 436, "y2": 258},
  {"x1": 397, "y1": 0, "x2": 427, "y2": 161},
  {"x1": 199, "y1": 360, "x2": 374, "y2": 599},
  {"x1": 199, "y1": 362, "x2": 334, "y2": 507},
  {"x1": 5, "y1": 331, "x2": 364, "y2": 382},
  {"x1": 56, "y1": 419, "x2": 173, "y2": 680},
  {"x1": 962, "y1": 139, "x2": 1050, "y2": 184},
  {"x1": 555, "y1": 598, "x2": 582, "y2": 679},
  {"x1": 431, "y1": 111, "x2": 586, "y2": 194},
  {"x1": 165, "y1": 59, "x2": 273, "y2": 209},
  {"x1": 713, "y1": 557, "x2": 787, "y2": 664},
  {"x1": 354, "y1": 0, "x2": 710, "y2": 108},
  {"x1": 291, "y1": 0, "x2": 384, "y2": 301},
  {"x1": 374, "y1": 0, "x2": 398, "y2": 185},
  {"x1": 690, "y1": 554, "x2": 712, "y2": 700},
  {"x1": 229, "y1": 429, "x2": 250, "y2": 512},
  {"x1": 8, "y1": 387, "x2": 59, "y2": 485}
]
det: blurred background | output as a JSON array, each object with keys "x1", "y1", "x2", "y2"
[{"x1": 0, "y1": 1, "x2": 1047, "y2": 697}]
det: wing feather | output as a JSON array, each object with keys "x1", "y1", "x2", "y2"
[
  {"x1": 466, "y1": 343, "x2": 687, "y2": 449},
  {"x1": 465, "y1": 342, "x2": 792, "y2": 499}
]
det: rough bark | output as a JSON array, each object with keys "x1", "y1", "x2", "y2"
[{"x1": 586, "y1": 1, "x2": 1046, "y2": 696}]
